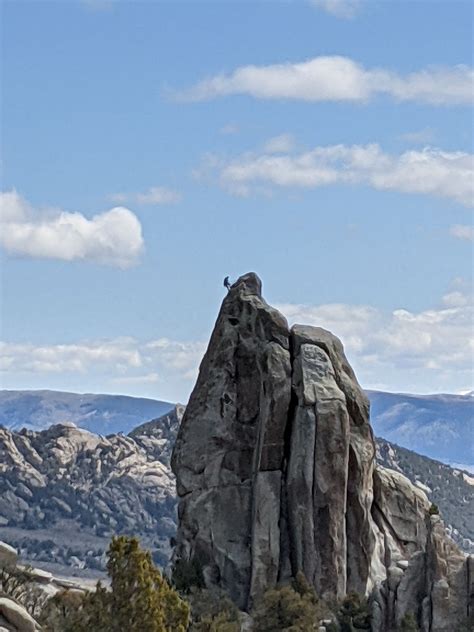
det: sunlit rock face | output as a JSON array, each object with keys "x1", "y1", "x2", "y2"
[{"x1": 171, "y1": 272, "x2": 473, "y2": 630}]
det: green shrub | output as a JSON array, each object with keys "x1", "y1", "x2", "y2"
[
  {"x1": 0, "y1": 564, "x2": 46, "y2": 619},
  {"x1": 252, "y1": 572, "x2": 330, "y2": 632},
  {"x1": 188, "y1": 588, "x2": 241, "y2": 631},
  {"x1": 39, "y1": 589, "x2": 87, "y2": 632}
]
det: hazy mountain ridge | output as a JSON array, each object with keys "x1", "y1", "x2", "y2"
[
  {"x1": 2, "y1": 389, "x2": 472, "y2": 468},
  {"x1": 368, "y1": 389, "x2": 474, "y2": 466},
  {"x1": 0, "y1": 390, "x2": 173, "y2": 435}
]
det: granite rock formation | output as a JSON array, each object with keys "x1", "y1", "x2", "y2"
[
  {"x1": 172, "y1": 272, "x2": 473, "y2": 631},
  {"x1": 0, "y1": 598, "x2": 39, "y2": 632},
  {"x1": 0, "y1": 415, "x2": 180, "y2": 571},
  {"x1": 0, "y1": 408, "x2": 471, "y2": 575}
]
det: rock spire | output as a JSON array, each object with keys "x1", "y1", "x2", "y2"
[{"x1": 171, "y1": 273, "x2": 472, "y2": 631}]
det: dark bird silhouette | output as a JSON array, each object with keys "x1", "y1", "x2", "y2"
[{"x1": 223, "y1": 276, "x2": 231, "y2": 291}]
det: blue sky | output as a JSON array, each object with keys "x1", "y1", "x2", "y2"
[{"x1": 1, "y1": 0, "x2": 473, "y2": 402}]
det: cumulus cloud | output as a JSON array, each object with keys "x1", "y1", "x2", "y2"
[
  {"x1": 310, "y1": 0, "x2": 362, "y2": 19},
  {"x1": 277, "y1": 286, "x2": 473, "y2": 393},
  {"x1": 208, "y1": 142, "x2": 474, "y2": 206},
  {"x1": 263, "y1": 134, "x2": 296, "y2": 154},
  {"x1": 0, "y1": 190, "x2": 144, "y2": 268},
  {"x1": 0, "y1": 337, "x2": 206, "y2": 376},
  {"x1": 442, "y1": 291, "x2": 470, "y2": 308},
  {"x1": 145, "y1": 339, "x2": 207, "y2": 380},
  {"x1": 110, "y1": 186, "x2": 181, "y2": 206},
  {"x1": 176, "y1": 55, "x2": 473, "y2": 106},
  {"x1": 3, "y1": 285, "x2": 472, "y2": 398},
  {"x1": 450, "y1": 224, "x2": 474, "y2": 241},
  {"x1": 0, "y1": 338, "x2": 143, "y2": 375},
  {"x1": 0, "y1": 337, "x2": 207, "y2": 401}
]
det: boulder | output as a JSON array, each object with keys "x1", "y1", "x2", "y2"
[
  {"x1": 0, "y1": 543, "x2": 17, "y2": 568},
  {"x1": 0, "y1": 599, "x2": 38, "y2": 632},
  {"x1": 20, "y1": 566, "x2": 53, "y2": 584}
]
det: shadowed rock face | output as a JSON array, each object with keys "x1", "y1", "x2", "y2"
[
  {"x1": 171, "y1": 273, "x2": 473, "y2": 630},
  {"x1": 171, "y1": 273, "x2": 291, "y2": 607}
]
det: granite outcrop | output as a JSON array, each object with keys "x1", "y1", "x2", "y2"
[{"x1": 172, "y1": 272, "x2": 473, "y2": 631}]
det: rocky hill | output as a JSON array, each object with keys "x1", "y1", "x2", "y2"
[
  {"x1": 1, "y1": 388, "x2": 473, "y2": 472},
  {"x1": 376, "y1": 439, "x2": 474, "y2": 553},
  {"x1": 172, "y1": 272, "x2": 473, "y2": 631},
  {"x1": 0, "y1": 409, "x2": 182, "y2": 574},
  {"x1": 0, "y1": 390, "x2": 173, "y2": 435},
  {"x1": 129, "y1": 404, "x2": 185, "y2": 464}
]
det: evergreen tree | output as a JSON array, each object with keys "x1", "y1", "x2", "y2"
[
  {"x1": 172, "y1": 556, "x2": 205, "y2": 593},
  {"x1": 41, "y1": 536, "x2": 189, "y2": 632}
]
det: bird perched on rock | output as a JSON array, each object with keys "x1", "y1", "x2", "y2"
[{"x1": 223, "y1": 276, "x2": 231, "y2": 291}]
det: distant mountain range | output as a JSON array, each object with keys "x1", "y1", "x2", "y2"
[
  {"x1": 0, "y1": 390, "x2": 173, "y2": 435},
  {"x1": 1, "y1": 389, "x2": 472, "y2": 467},
  {"x1": 367, "y1": 390, "x2": 474, "y2": 468}
]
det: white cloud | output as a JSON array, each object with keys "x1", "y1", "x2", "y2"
[
  {"x1": 0, "y1": 338, "x2": 143, "y2": 375},
  {"x1": 145, "y1": 339, "x2": 207, "y2": 380},
  {"x1": 263, "y1": 134, "x2": 296, "y2": 154},
  {"x1": 209, "y1": 142, "x2": 474, "y2": 206},
  {"x1": 0, "y1": 190, "x2": 143, "y2": 268},
  {"x1": 450, "y1": 224, "x2": 474, "y2": 241},
  {"x1": 177, "y1": 55, "x2": 473, "y2": 106},
  {"x1": 3, "y1": 285, "x2": 472, "y2": 399},
  {"x1": 0, "y1": 336, "x2": 207, "y2": 402},
  {"x1": 1, "y1": 337, "x2": 206, "y2": 383},
  {"x1": 310, "y1": 0, "x2": 362, "y2": 19},
  {"x1": 110, "y1": 186, "x2": 181, "y2": 206},
  {"x1": 442, "y1": 291, "x2": 470, "y2": 308},
  {"x1": 277, "y1": 286, "x2": 474, "y2": 393}
]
